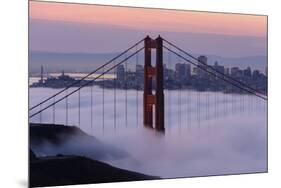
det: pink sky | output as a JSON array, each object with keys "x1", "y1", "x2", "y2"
[{"x1": 29, "y1": 1, "x2": 267, "y2": 37}]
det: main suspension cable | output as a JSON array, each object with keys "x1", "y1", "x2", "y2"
[
  {"x1": 163, "y1": 39, "x2": 267, "y2": 97},
  {"x1": 29, "y1": 38, "x2": 145, "y2": 111},
  {"x1": 29, "y1": 47, "x2": 144, "y2": 118}
]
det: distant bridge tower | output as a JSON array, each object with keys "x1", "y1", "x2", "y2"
[
  {"x1": 40, "y1": 65, "x2": 44, "y2": 84},
  {"x1": 143, "y1": 35, "x2": 165, "y2": 131}
]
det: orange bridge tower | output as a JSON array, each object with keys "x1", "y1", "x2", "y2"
[{"x1": 143, "y1": 35, "x2": 165, "y2": 131}]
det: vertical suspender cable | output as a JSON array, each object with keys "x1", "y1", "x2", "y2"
[
  {"x1": 102, "y1": 69, "x2": 104, "y2": 131},
  {"x1": 225, "y1": 87, "x2": 227, "y2": 116},
  {"x1": 66, "y1": 89, "x2": 68, "y2": 125},
  {"x1": 250, "y1": 93, "x2": 253, "y2": 113},
  {"x1": 242, "y1": 91, "x2": 245, "y2": 112},
  {"x1": 53, "y1": 97, "x2": 55, "y2": 124},
  {"x1": 39, "y1": 104, "x2": 42, "y2": 123},
  {"x1": 188, "y1": 89, "x2": 191, "y2": 129},
  {"x1": 226, "y1": 88, "x2": 228, "y2": 116},
  {"x1": 248, "y1": 94, "x2": 250, "y2": 113},
  {"x1": 125, "y1": 53, "x2": 128, "y2": 127},
  {"x1": 224, "y1": 90, "x2": 227, "y2": 116},
  {"x1": 168, "y1": 44, "x2": 171, "y2": 129},
  {"x1": 240, "y1": 89, "x2": 242, "y2": 113},
  {"x1": 178, "y1": 55, "x2": 181, "y2": 130},
  {"x1": 207, "y1": 83, "x2": 210, "y2": 120},
  {"x1": 215, "y1": 78, "x2": 218, "y2": 119},
  {"x1": 91, "y1": 83, "x2": 93, "y2": 132},
  {"x1": 231, "y1": 86, "x2": 234, "y2": 114},
  {"x1": 136, "y1": 45, "x2": 139, "y2": 126},
  {"x1": 197, "y1": 86, "x2": 201, "y2": 128},
  {"x1": 197, "y1": 73, "x2": 200, "y2": 127},
  {"x1": 78, "y1": 89, "x2": 80, "y2": 127},
  {"x1": 114, "y1": 60, "x2": 117, "y2": 131},
  {"x1": 217, "y1": 89, "x2": 219, "y2": 119},
  {"x1": 205, "y1": 90, "x2": 208, "y2": 121},
  {"x1": 197, "y1": 83, "x2": 199, "y2": 124},
  {"x1": 187, "y1": 86, "x2": 189, "y2": 129}
]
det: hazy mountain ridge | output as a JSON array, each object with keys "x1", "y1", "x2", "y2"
[{"x1": 29, "y1": 50, "x2": 267, "y2": 73}]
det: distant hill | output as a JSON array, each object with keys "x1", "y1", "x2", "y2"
[{"x1": 29, "y1": 50, "x2": 267, "y2": 74}]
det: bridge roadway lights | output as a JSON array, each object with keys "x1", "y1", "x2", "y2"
[{"x1": 143, "y1": 35, "x2": 165, "y2": 132}]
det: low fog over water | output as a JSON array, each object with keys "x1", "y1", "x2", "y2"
[{"x1": 29, "y1": 87, "x2": 267, "y2": 178}]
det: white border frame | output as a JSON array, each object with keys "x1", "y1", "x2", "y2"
[{"x1": 1, "y1": 0, "x2": 280, "y2": 188}]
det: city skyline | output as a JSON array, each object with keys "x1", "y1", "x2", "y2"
[{"x1": 31, "y1": 55, "x2": 267, "y2": 96}]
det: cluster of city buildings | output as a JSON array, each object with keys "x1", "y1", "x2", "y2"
[
  {"x1": 112, "y1": 55, "x2": 267, "y2": 94},
  {"x1": 30, "y1": 68, "x2": 89, "y2": 88}
]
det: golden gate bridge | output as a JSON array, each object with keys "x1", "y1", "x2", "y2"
[{"x1": 29, "y1": 35, "x2": 267, "y2": 133}]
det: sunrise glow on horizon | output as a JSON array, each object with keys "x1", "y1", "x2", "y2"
[{"x1": 29, "y1": 1, "x2": 267, "y2": 38}]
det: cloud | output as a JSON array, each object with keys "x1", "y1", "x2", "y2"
[{"x1": 29, "y1": 87, "x2": 267, "y2": 178}]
